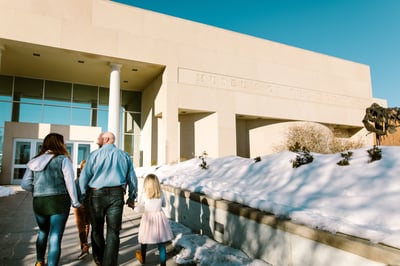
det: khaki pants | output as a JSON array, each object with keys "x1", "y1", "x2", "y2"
[{"x1": 73, "y1": 205, "x2": 90, "y2": 251}]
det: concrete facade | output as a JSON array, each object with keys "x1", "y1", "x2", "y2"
[
  {"x1": 0, "y1": 122, "x2": 101, "y2": 184},
  {"x1": 162, "y1": 185, "x2": 400, "y2": 266},
  {"x1": 0, "y1": 0, "x2": 386, "y2": 183}
]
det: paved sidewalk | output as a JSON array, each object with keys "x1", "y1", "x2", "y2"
[{"x1": 0, "y1": 186, "x2": 178, "y2": 266}]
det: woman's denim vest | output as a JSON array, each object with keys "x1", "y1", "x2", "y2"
[{"x1": 33, "y1": 155, "x2": 68, "y2": 197}]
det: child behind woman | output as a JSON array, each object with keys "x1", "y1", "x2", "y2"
[
  {"x1": 74, "y1": 160, "x2": 90, "y2": 260},
  {"x1": 135, "y1": 174, "x2": 174, "y2": 266}
]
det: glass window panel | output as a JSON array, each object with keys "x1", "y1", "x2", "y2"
[
  {"x1": 0, "y1": 127, "x2": 3, "y2": 170},
  {"x1": 98, "y1": 104, "x2": 108, "y2": 111},
  {"x1": 14, "y1": 141, "x2": 31, "y2": 164},
  {"x1": 71, "y1": 108, "x2": 91, "y2": 126},
  {"x1": 99, "y1": 87, "x2": 109, "y2": 107},
  {"x1": 0, "y1": 127, "x2": 3, "y2": 153},
  {"x1": 13, "y1": 168, "x2": 26, "y2": 180},
  {"x1": 78, "y1": 144, "x2": 91, "y2": 163},
  {"x1": 73, "y1": 84, "x2": 98, "y2": 108},
  {"x1": 0, "y1": 102, "x2": 12, "y2": 124},
  {"x1": 133, "y1": 112, "x2": 141, "y2": 131},
  {"x1": 123, "y1": 134, "x2": 134, "y2": 155},
  {"x1": 43, "y1": 105, "x2": 70, "y2": 125},
  {"x1": 66, "y1": 143, "x2": 73, "y2": 157},
  {"x1": 121, "y1": 90, "x2": 141, "y2": 112},
  {"x1": 19, "y1": 103, "x2": 43, "y2": 123},
  {"x1": 44, "y1": 80, "x2": 71, "y2": 105},
  {"x1": 0, "y1": 95, "x2": 11, "y2": 101},
  {"x1": 97, "y1": 110, "x2": 108, "y2": 131},
  {"x1": 123, "y1": 111, "x2": 141, "y2": 134},
  {"x1": 45, "y1": 99, "x2": 71, "y2": 106},
  {"x1": 72, "y1": 101, "x2": 91, "y2": 109},
  {"x1": 0, "y1": 75, "x2": 13, "y2": 101},
  {"x1": 14, "y1": 77, "x2": 43, "y2": 103},
  {"x1": 36, "y1": 142, "x2": 42, "y2": 154}
]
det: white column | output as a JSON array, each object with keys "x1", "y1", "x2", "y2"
[{"x1": 108, "y1": 63, "x2": 122, "y2": 147}]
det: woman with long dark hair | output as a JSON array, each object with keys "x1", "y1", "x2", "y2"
[{"x1": 21, "y1": 133, "x2": 81, "y2": 266}]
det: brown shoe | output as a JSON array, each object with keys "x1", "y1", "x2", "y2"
[
  {"x1": 135, "y1": 250, "x2": 144, "y2": 264},
  {"x1": 35, "y1": 262, "x2": 44, "y2": 266},
  {"x1": 78, "y1": 250, "x2": 89, "y2": 260},
  {"x1": 78, "y1": 244, "x2": 89, "y2": 260}
]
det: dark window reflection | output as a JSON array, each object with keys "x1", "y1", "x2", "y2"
[{"x1": 14, "y1": 142, "x2": 31, "y2": 164}]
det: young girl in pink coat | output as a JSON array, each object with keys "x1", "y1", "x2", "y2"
[{"x1": 135, "y1": 174, "x2": 174, "y2": 266}]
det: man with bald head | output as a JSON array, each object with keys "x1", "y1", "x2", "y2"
[
  {"x1": 79, "y1": 132, "x2": 137, "y2": 266},
  {"x1": 96, "y1": 131, "x2": 113, "y2": 148}
]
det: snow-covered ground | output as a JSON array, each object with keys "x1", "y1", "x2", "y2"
[
  {"x1": 169, "y1": 221, "x2": 270, "y2": 265},
  {"x1": 136, "y1": 146, "x2": 400, "y2": 256},
  {"x1": 4, "y1": 145, "x2": 399, "y2": 265},
  {"x1": 0, "y1": 186, "x2": 15, "y2": 197}
]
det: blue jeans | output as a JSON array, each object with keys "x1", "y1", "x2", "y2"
[
  {"x1": 34, "y1": 211, "x2": 69, "y2": 266},
  {"x1": 87, "y1": 188, "x2": 124, "y2": 266}
]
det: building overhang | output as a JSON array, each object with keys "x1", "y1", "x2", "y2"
[{"x1": 0, "y1": 38, "x2": 165, "y2": 91}]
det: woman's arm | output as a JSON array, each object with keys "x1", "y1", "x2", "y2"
[
  {"x1": 62, "y1": 157, "x2": 81, "y2": 208},
  {"x1": 21, "y1": 168, "x2": 34, "y2": 192}
]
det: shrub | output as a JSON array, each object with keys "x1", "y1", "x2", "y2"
[
  {"x1": 199, "y1": 151, "x2": 209, "y2": 169},
  {"x1": 277, "y1": 123, "x2": 364, "y2": 154},
  {"x1": 285, "y1": 124, "x2": 330, "y2": 154},
  {"x1": 337, "y1": 151, "x2": 353, "y2": 166},
  {"x1": 290, "y1": 144, "x2": 314, "y2": 168},
  {"x1": 367, "y1": 145, "x2": 382, "y2": 163}
]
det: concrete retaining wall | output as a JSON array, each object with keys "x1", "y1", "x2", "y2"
[{"x1": 162, "y1": 185, "x2": 400, "y2": 266}]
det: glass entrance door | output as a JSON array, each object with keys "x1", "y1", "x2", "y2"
[
  {"x1": 12, "y1": 139, "x2": 92, "y2": 184},
  {"x1": 67, "y1": 143, "x2": 91, "y2": 176},
  {"x1": 12, "y1": 140, "x2": 37, "y2": 184}
]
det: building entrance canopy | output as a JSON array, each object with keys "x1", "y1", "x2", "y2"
[{"x1": 0, "y1": 38, "x2": 164, "y2": 92}]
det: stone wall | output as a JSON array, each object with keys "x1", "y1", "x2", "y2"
[{"x1": 162, "y1": 184, "x2": 400, "y2": 266}]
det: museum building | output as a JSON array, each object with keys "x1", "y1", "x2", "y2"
[{"x1": 0, "y1": 0, "x2": 384, "y2": 184}]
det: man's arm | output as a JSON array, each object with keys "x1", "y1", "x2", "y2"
[{"x1": 125, "y1": 154, "x2": 138, "y2": 208}]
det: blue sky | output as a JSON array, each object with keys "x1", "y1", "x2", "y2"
[{"x1": 114, "y1": 0, "x2": 400, "y2": 107}]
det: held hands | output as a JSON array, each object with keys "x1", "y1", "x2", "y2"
[
  {"x1": 73, "y1": 203, "x2": 82, "y2": 209},
  {"x1": 126, "y1": 199, "x2": 135, "y2": 209}
]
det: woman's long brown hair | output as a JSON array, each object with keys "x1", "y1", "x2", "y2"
[{"x1": 35, "y1": 133, "x2": 71, "y2": 160}]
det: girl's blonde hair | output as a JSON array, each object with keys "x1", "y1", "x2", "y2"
[{"x1": 143, "y1": 174, "x2": 161, "y2": 199}]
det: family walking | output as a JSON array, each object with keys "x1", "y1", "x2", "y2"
[{"x1": 21, "y1": 131, "x2": 173, "y2": 266}]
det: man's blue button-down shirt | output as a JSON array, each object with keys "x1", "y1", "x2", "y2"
[{"x1": 79, "y1": 144, "x2": 137, "y2": 202}]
